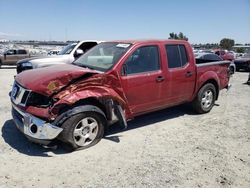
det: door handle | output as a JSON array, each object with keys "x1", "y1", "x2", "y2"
[
  {"x1": 156, "y1": 76, "x2": 165, "y2": 82},
  {"x1": 186, "y1": 71, "x2": 193, "y2": 77}
]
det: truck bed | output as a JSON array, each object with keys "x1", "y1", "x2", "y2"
[{"x1": 196, "y1": 60, "x2": 231, "y2": 90}]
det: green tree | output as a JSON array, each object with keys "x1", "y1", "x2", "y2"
[
  {"x1": 169, "y1": 32, "x2": 188, "y2": 41},
  {"x1": 220, "y1": 38, "x2": 235, "y2": 50},
  {"x1": 236, "y1": 47, "x2": 245, "y2": 53}
]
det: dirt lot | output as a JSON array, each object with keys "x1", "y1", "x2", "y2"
[{"x1": 0, "y1": 67, "x2": 249, "y2": 188}]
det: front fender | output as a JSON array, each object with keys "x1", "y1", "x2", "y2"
[
  {"x1": 57, "y1": 86, "x2": 127, "y2": 106},
  {"x1": 50, "y1": 86, "x2": 130, "y2": 118}
]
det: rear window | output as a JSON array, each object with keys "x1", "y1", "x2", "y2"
[{"x1": 165, "y1": 44, "x2": 188, "y2": 68}]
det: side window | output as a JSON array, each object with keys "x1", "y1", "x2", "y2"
[
  {"x1": 179, "y1": 45, "x2": 188, "y2": 65},
  {"x1": 5, "y1": 50, "x2": 16, "y2": 55},
  {"x1": 165, "y1": 44, "x2": 188, "y2": 68},
  {"x1": 124, "y1": 46, "x2": 160, "y2": 75},
  {"x1": 17, "y1": 50, "x2": 27, "y2": 54},
  {"x1": 78, "y1": 42, "x2": 97, "y2": 53}
]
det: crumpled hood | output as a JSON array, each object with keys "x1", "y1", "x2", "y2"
[{"x1": 16, "y1": 64, "x2": 99, "y2": 96}]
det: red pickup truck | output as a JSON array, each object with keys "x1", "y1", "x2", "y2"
[{"x1": 10, "y1": 40, "x2": 231, "y2": 150}]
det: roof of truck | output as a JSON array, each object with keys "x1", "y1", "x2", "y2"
[{"x1": 108, "y1": 39, "x2": 189, "y2": 45}]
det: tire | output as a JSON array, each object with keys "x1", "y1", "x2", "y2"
[
  {"x1": 59, "y1": 111, "x2": 106, "y2": 151},
  {"x1": 0, "y1": 60, "x2": 2, "y2": 68},
  {"x1": 192, "y1": 83, "x2": 216, "y2": 114}
]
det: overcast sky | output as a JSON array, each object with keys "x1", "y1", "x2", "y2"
[{"x1": 0, "y1": 0, "x2": 249, "y2": 44}]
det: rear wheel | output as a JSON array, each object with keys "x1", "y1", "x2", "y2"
[
  {"x1": 59, "y1": 111, "x2": 106, "y2": 151},
  {"x1": 192, "y1": 83, "x2": 216, "y2": 114}
]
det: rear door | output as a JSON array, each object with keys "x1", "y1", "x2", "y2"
[
  {"x1": 120, "y1": 45, "x2": 165, "y2": 114},
  {"x1": 17, "y1": 49, "x2": 29, "y2": 61},
  {"x1": 162, "y1": 44, "x2": 196, "y2": 104}
]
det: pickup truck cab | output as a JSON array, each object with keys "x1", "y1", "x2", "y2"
[
  {"x1": 16, "y1": 40, "x2": 102, "y2": 73},
  {"x1": 0, "y1": 49, "x2": 30, "y2": 68},
  {"x1": 10, "y1": 40, "x2": 231, "y2": 150}
]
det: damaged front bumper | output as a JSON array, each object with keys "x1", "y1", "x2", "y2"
[{"x1": 11, "y1": 104, "x2": 63, "y2": 145}]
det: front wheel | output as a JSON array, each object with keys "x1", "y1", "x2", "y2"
[
  {"x1": 59, "y1": 111, "x2": 106, "y2": 151},
  {"x1": 192, "y1": 83, "x2": 216, "y2": 114}
]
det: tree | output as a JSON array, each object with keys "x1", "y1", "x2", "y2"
[
  {"x1": 220, "y1": 38, "x2": 235, "y2": 50},
  {"x1": 236, "y1": 47, "x2": 245, "y2": 53},
  {"x1": 169, "y1": 32, "x2": 188, "y2": 41}
]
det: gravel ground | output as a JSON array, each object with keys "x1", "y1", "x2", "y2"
[{"x1": 0, "y1": 67, "x2": 249, "y2": 188}]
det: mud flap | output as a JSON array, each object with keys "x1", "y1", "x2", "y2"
[
  {"x1": 226, "y1": 83, "x2": 232, "y2": 91},
  {"x1": 114, "y1": 105, "x2": 127, "y2": 130}
]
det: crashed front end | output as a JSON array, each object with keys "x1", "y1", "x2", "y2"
[
  {"x1": 9, "y1": 64, "x2": 128, "y2": 145},
  {"x1": 10, "y1": 81, "x2": 63, "y2": 145}
]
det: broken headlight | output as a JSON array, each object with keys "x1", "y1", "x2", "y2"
[{"x1": 26, "y1": 92, "x2": 52, "y2": 107}]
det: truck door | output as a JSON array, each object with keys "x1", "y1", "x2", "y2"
[
  {"x1": 17, "y1": 50, "x2": 29, "y2": 61},
  {"x1": 162, "y1": 44, "x2": 196, "y2": 104},
  {"x1": 4, "y1": 50, "x2": 17, "y2": 65},
  {"x1": 120, "y1": 45, "x2": 165, "y2": 115}
]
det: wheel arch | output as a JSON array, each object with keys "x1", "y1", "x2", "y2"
[
  {"x1": 199, "y1": 79, "x2": 219, "y2": 100},
  {"x1": 53, "y1": 96, "x2": 126, "y2": 128}
]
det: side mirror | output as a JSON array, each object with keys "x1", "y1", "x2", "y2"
[{"x1": 74, "y1": 49, "x2": 84, "y2": 58}]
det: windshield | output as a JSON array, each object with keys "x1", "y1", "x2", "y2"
[
  {"x1": 73, "y1": 42, "x2": 132, "y2": 71},
  {"x1": 58, "y1": 43, "x2": 77, "y2": 55}
]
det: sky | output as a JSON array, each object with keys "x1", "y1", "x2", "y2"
[{"x1": 0, "y1": 0, "x2": 249, "y2": 44}]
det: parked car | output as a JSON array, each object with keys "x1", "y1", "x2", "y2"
[
  {"x1": 234, "y1": 53, "x2": 250, "y2": 72},
  {"x1": 47, "y1": 49, "x2": 60, "y2": 56},
  {"x1": 214, "y1": 49, "x2": 235, "y2": 61},
  {"x1": 10, "y1": 40, "x2": 231, "y2": 150},
  {"x1": 16, "y1": 40, "x2": 103, "y2": 73},
  {"x1": 195, "y1": 52, "x2": 223, "y2": 63},
  {"x1": 195, "y1": 52, "x2": 235, "y2": 74},
  {"x1": 0, "y1": 49, "x2": 30, "y2": 68}
]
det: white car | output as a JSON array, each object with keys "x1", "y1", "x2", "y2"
[{"x1": 17, "y1": 40, "x2": 103, "y2": 73}]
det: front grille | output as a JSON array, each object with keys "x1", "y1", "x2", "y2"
[
  {"x1": 11, "y1": 82, "x2": 31, "y2": 106},
  {"x1": 11, "y1": 82, "x2": 52, "y2": 108}
]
